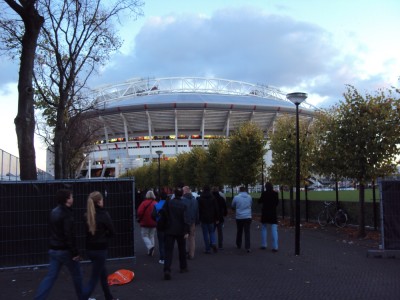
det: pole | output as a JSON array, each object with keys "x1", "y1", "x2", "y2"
[
  {"x1": 286, "y1": 91, "x2": 307, "y2": 256},
  {"x1": 295, "y1": 103, "x2": 301, "y2": 255},
  {"x1": 158, "y1": 154, "x2": 161, "y2": 197},
  {"x1": 155, "y1": 150, "x2": 163, "y2": 198},
  {"x1": 261, "y1": 158, "x2": 264, "y2": 192}
]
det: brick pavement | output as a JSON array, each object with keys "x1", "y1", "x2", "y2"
[{"x1": 2, "y1": 217, "x2": 400, "y2": 300}]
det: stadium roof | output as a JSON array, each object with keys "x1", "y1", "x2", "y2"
[{"x1": 85, "y1": 77, "x2": 316, "y2": 138}]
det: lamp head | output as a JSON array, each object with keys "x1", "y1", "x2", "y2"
[
  {"x1": 287, "y1": 92, "x2": 308, "y2": 105},
  {"x1": 155, "y1": 150, "x2": 163, "y2": 156}
]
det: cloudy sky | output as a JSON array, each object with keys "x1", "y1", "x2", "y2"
[{"x1": 0, "y1": 0, "x2": 399, "y2": 170}]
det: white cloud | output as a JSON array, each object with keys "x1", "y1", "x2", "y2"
[{"x1": 92, "y1": 7, "x2": 382, "y2": 107}]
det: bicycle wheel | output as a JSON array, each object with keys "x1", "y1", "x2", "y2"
[
  {"x1": 318, "y1": 210, "x2": 329, "y2": 227},
  {"x1": 334, "y1": 210, "x2": 348, "y2": 228}
]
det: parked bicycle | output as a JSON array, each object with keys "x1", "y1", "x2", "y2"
[{"x1": 317, "y1": 201, "x2": 348, "y2": 228}]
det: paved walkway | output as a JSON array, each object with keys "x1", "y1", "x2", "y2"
[{"x1": 2, "y1": 217, "x2": 400, "y2": 300}]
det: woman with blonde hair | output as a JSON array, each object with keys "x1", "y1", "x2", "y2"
[
  {"x1": 137, "y1": 190, "x2": 157, "y2": 256},
  {"x1": 83, "y1": 191, "x2": 117, "y2": 300}
]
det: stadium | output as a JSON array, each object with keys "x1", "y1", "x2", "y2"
[{"x1": 76, "y1": 77, "x2": 316, "y2": 178}]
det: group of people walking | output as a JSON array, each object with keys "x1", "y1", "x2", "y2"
[
  {"x1": 34, "y1": 182, "x2": 279, "y2": 299},
  {"x1": 137, "y1": 182, "x2": 279, "y2": 280},
  {"x1": 34, "y1": 189, "x2": 117, "y2": 300}
]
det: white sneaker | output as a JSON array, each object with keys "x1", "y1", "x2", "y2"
[{"x1": 159, "y1": 259, "x2": 165, "y2": 264}]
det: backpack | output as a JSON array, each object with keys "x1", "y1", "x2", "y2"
[{"x1": 152, "y1": 202, "x2": 169, "y2": 231}]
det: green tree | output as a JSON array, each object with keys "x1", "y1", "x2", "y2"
[
  {"x1": 311, "y1": 110, "x2": 347, "y2": 205},
  {"x1": 334, "y1": 85, "x2": 400, "y2": 237},
  {"x1": 171, "y1": 152, "x2": 191, "y2": 187},
  {"x1": 0, "y1": 0, "x2": 45, "y2": 179},
  {"x1": 268, "y1": 115, "x2": 314, "y2": 225},
  {"x1": 227, "y1": 122, "x2": 266, "y2": 189},
  {"x1": 188, "y1": 147, "x2": 209, "y2": 189},
  {"x1": 207, "y1": 139, "x2": 230, "y2": 187}
]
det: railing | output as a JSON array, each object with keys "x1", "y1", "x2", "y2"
[{"x1": 91, "y1": 77, "x2": 317, "y2": 110}]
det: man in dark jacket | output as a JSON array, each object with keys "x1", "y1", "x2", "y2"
[
  {"x1": 163, "y1": 188, "x2": 190, "y2": 280},
  {"x1": 212, "y1": 186, "x2": 227, "y2": 250},
  {"x1": 258, "y1": 182, "x2": 279, "y2": 252},
  {"x1": 34, "y1": 189, "x2": 83, "y2": 300},
  {"x1": 198, "y1": 185, "x2": 220, "y2": 254},
  {"x1": 181, "y1": 186, "x2": 199, "y2": 259}
]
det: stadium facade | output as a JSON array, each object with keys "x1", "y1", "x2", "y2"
[{"x1": 71, "y1": 77, "x2": 315, "y2": 178}]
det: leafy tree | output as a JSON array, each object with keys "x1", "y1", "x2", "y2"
[
  {"x1": 333, "y1": 85, "x2": 400, "y2": 237},
  {"x1": 32, "y1": 0, "x2": 143, "y2": 178},
  {"x1": 0, "y1": 0, "x2": 45, "y2": 179},
  {"x1": 188, "y1": 147, "x2": 209, "y2": 189},
  {"x1": 268, "y1": 114, "x2": 314, "y2": 225},
  {"x1": 268, "y1": 115, "x2": 296, "y2": 186},
  {"x1": 171, "y1": 152, "x2": 191, "y2": 187},
  {"x1": 227, "y1": 122, "x2": 266, "y2": 189},
  {"x1": 207, "y1": 139, "x2": 230, "y2": 187},
  {"x1": 311, "y1": 110, "x2": 347, "y2": 206}
]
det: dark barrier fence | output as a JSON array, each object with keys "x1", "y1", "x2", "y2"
[
  {"x1": 379, "y1": 179, "x2": 400, "y2": 250},
  {"x1": 0, "y1": 179, "x2": 135, "y2": 270}
]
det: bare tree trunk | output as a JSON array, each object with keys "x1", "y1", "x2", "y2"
[{"x1": 13, "y1": 4, "x2": 44, "y2": 180}]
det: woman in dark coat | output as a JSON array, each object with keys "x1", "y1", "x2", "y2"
[
  {"x1": 83, "y1": 191, "x2": 116, "y2": 300},
  {"x1": 258, "y1": 182, "x2": 279, "y2": 252}
]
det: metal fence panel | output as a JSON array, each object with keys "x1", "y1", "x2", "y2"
[
  {"x1": 379, "y1": 178, "x2": 400, "y2": 250},
  {"x1": 0, "y1": 179, "x2": 135, "y2": 269}
]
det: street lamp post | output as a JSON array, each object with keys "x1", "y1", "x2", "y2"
[
  {"x1": 261, "y1": 156, "x2": 265, "y2": 192},
  {"x1": 287, "y1": 92, "x2": 308, "y2": 255},
  {"x1": 155, "y1": 150, "x2": 163, "y2": 197}
]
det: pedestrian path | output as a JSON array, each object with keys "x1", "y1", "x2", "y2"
[{"x1": 3, "y1": 217, "x2": 400, "y2": 300}]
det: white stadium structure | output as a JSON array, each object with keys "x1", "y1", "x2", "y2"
[{"x1": 74, "y1": 77, "x2": 316, "y2": 178}]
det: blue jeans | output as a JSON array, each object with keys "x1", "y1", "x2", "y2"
[
  {"x1": 261, "y1": 223, "x2": 278, "y2": 250},
  {"x1": 83, "y1": 249, "x2": 114, "y2": 300},
  {"x1": 201, "y1": 223, "x2": 216, "y2": 252},
  {"x1": 236, "y1": 218, "x2": 252, "y2": 250},
  {"x1": 157, "y1": 230, "x2": 166, "y2": 260},
  {"x1": 34, "y1": 249, "x2": 83, "y2": 300}
]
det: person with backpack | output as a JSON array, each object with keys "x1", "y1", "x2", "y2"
[{"x1": 137, "y1": 190, "x2": 157, "y2": 256}]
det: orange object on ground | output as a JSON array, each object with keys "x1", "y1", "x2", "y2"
[{"x1": 107, "y1": 269, "x2": 135, "y2": 286}]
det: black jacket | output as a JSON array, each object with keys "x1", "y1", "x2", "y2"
[
  {"x1": 258, "y1": 190, "x2": 279, "y2": 224},
  {"x1": 212, "y1": 191, "x2": 227, "y2": 223},
  {"x1": 48, "y1": 204, "x2": 79, "y2": 257},
  {"x1": 85, "y1": 206, "x2": 115, "y2": 250},
  {"x1": 165, "y1": 197, "x2": 190, "y2": 236},
  {"x1": 198, "y1": 191, "x2": 219, "y2": 224}
]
